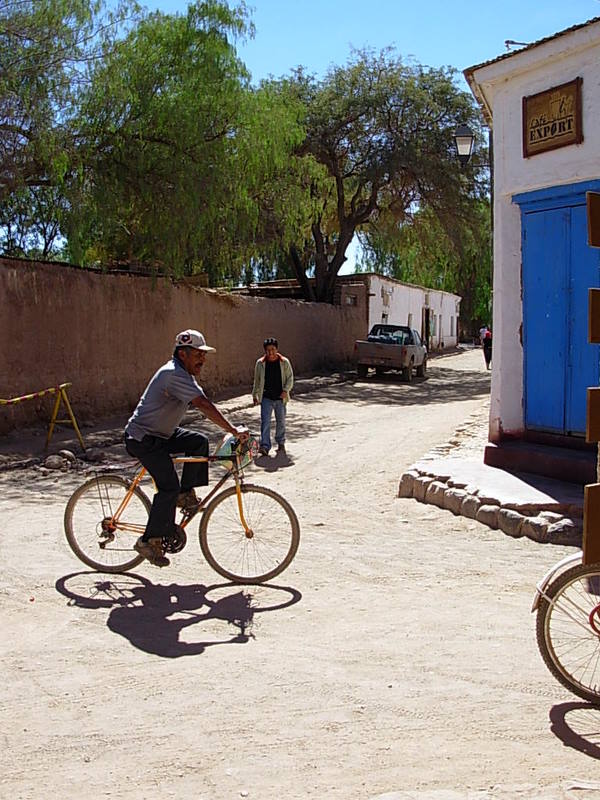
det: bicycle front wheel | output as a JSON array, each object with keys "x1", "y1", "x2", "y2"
[
  {"x1": 199, "y1": 483, "x2": 300, "y2": 584},
  {"x1": 64, "y1": 475, "x2": 149, "y2": 573},
  {"x1": 536, "y1": 562, "x2": 600, "y2": 704}
]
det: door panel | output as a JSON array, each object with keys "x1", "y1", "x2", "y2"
[
  {"x1": 522, "y1": 208, "x2": 569, "y2": 432},
  {"x1": 566, "y1": 205, "x2": 600, "y2": 434}
]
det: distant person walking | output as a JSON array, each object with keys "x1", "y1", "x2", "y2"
[
  {"x1": 479, "y1": 325, "x2": 489, "y2": 345},
  {"x1": 252, "y1": 337, "x2": 294, "y2": 456},
  {"x1": 482, "y1": 329, "x2": 493, "y2": 370}
]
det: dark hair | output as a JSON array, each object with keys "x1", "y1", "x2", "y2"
[
  {"x1": 263, "y1": 337, "x2": 278, "y2": 349},
  {"x1": 173, "y1": 345, "x2": 194, "y2": 359}
]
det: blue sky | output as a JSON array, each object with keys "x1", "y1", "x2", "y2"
[
  {"x1": 133, "y1": 0, "x2": 600, "y2": 271},
  {"x1": 137, "y1": 0, "x2": 599, "y2": 85}
]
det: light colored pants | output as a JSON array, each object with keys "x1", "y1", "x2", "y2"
[{"x1": 260, "y1": 397, "x2": 286, "y2": 450}]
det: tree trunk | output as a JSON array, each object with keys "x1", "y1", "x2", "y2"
[{"x1": 289, "y1": 245, "x2": 315, "y2": 301}]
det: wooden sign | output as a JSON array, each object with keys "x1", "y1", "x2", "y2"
[
  {"x1": 584, "y1": 484, "x2": 600, "y2": 565},
  {"x1": 523, "y1": 77, "x2": 582, "y2": 158},
  {"x1": 588, "y1": 192, "x2": 600, "y2": 248},
  {"x1": 590, "y1": 289, "x2": 600, "y2": 343},
  {"x1": 587, "y1": 388, "x2": 600, "y2": 443}
]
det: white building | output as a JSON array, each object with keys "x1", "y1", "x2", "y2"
[
  {"x1": 465, "y1": 17, "x2": 600, "y2": 481},
  {"x1": 341, "y1": 273, "x2": 461, "y2": 350}
]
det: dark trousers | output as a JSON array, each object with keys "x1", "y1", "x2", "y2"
[
  {"x1": 125, "y1": 427, "x2": 209, "y2": 540},
  {"x1": 483, "y1": 343, "x2": 492, "y2": 368}
]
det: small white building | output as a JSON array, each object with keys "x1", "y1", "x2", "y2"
[
  {"x1": 465, "y1": 17, "x2": 600, "y2": 481},
  {"x1": 340, "y1": 273, "x2": 461, "y2": 350},
  {"x1": 240, "y1": 274, "x2": 461, "y2": 351}
]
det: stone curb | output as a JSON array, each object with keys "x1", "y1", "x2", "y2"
[{"x1": 397, "y1": 469, "x2": 583, "y2": 547}]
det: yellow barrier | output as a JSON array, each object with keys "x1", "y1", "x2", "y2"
[{"x1": 0, "y1": 382, "x2": 86, "y2": 451}]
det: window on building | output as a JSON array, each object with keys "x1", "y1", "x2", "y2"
[
  {"x1": 450, "y1": 316, "x2": 455, "y2": 336},
  {"x1": 381, "y1": 312, "x2": 389, "y2": 324}
]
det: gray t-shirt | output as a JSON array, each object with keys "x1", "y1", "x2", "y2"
[{"x1": 125, "y1": 357, "x2": 205, "y2": 441}]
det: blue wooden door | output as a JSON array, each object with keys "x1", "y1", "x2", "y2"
[
  {"x1": 522, "y1": 203, "x2": 600, "y2": 435},
  {"x1": 522, "y1": 208, "x2": 569, "y2": 432}
]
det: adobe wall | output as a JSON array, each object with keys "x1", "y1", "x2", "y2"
[{"x1": 0, "y1": 258, "x2": 365, "y2": 434}]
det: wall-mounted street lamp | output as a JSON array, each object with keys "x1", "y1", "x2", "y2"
[
  {"x1": 454, "y1": 124, "x2": 474, "y2": 167},
  {"x1": 453, "y1": 121, "x2": 495, "y2": 318}
]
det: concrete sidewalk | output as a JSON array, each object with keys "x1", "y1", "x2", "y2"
[{"x1": 398, "y1": 400, "x2": 585, "y2": 547}]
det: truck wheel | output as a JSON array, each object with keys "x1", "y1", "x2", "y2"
[
  {"x1": 416, "y1": 356, "x2": 427, "y2": 377},
  {"x1": 401, "y1": 365, "x2": 412, "y2": 382},
  {"x1": 357, "y1": 364, "x2": 368, "y2": 378}
]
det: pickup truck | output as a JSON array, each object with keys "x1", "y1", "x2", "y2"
[{"x1": 354, "y1": 324, "x2": 427, "y2": 381}]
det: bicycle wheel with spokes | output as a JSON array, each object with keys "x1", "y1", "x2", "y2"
[
  {"x1": 199, "y1": 483, "x2": 300, "y2": 584},
  {"x1": 536, "y1": 562, "x2": 600, "y2": 704},
  {"x1": 64, "y1": 475, "x2": 149, "y2": 573}
]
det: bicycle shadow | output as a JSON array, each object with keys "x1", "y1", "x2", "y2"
[
  {"x1": 55, "y1": 572, "x2": 302, "y2": 658},
  {"x1": 549, "y1": 701, "x2": 600, "y2": 759}
]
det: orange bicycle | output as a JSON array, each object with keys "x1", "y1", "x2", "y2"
[{"x1": 64, "y1": 435, "x2": 300, "y2": 584}]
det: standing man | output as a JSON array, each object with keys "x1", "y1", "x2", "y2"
[
  {"x1": 482, "y1": 328, "x2": 493, "y2": 370},
  {"x1": 125, "y1": 329, "x2": 248, "y2": 567},
  {"x1": 252, "y1": 337, "x2": 294, "y2": 456}
]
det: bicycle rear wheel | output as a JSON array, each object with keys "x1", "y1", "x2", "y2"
[
  {"x1": 536, "y1": 562, "x2": 600, "y2": 704},
  {"x1": 64, "y1": 475, "x2": 149, "y2": 573},
  {"x1": 199, "y1": 483, "x2": 300, "y2": 584}
]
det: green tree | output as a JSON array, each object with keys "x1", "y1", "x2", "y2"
[
  {"x1": 68, "y1": 0, "x2": 306, "y2": 282},
  {"x1": 274, "y1": 51, "x2": 487, "y2": 302},
  {"x1": 0, "y1": 0, "x2": 134, "y2": 203},
  {"x1": 0, "y1": 185, "x2": 67, "y2": 257},
  {"x1": 359, "y1": 200, "x2": 492, "y2": 336}
]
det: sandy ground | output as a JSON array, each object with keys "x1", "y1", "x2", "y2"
[{"x1": 1, "y1": 347, "x2": 599, "y2": 800}]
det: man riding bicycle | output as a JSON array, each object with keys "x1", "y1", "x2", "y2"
[{"x1": 124, "y1": 329, "x2": 248, "y2": 567}]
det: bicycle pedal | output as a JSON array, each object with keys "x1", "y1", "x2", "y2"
[
  {"x1": 98, "y1": 532, "x2": 115, "y2": 549},
  {"x1": 180, "y1": 503, "x2": 201, "y2": 518}
]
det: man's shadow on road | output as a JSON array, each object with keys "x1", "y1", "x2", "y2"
[
  {"x1": 55, "y1": 572, "x2": 301, "y2": 658},
  {"x1": 254, "y1": 448, "x2": 294, "y2": 472}
]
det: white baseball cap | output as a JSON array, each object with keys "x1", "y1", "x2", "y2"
[{"x1": 174, "y1": 329, "x2": 216, "y2": 352}]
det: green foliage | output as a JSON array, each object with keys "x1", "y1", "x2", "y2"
[
  {"x1": 0, "y1": 186, "x2": 68, "y2": 258},
  {"x1": 278, "y1": 50, "x2": 488, "y2": 301},
  {"x1": 67, "y1": 1, "x2": 308, "y2": 283},
  {"x1": 0, "y1": 0, "x2": 135, "y2": 201},
  {"x1": 0, "y1": 2, "x2": 488, "y2": 310},
  {"x1": 359, "y1": 200, "x2": 492, "y2": 334}
]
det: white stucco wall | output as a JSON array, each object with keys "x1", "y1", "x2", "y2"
[
  {"x1": 466, "y1": 19, "x2": 600, "y2": 439},
  {"x1": 365, "y1": 275, "x2": 461, "y2": 349}
]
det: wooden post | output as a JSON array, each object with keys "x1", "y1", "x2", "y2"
[
  {"x1": 45, "y1": 383, "x2": 86, "y2": 451},
  {"x1": 583, "y1": 192, "x2": 600, "y2": 564}
]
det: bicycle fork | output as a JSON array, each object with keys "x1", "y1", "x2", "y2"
[{"x1": 233, "y1": 473, "x2": 254, "y2": 538}]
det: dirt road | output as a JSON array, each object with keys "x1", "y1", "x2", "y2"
[{"x1": 1, "y1": 348, "x2": 598, "y2": 800}]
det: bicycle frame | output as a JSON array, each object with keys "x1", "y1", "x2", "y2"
[{"x1": 103, "y1": 449, "x2": 253, "y2": 537}]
